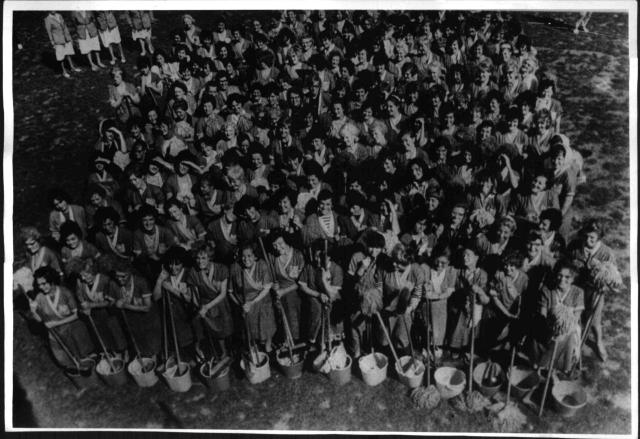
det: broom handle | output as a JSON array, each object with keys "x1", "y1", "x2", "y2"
[
  {"x1": 468, "y1": 291, "x2": 476, "y2": 395},
  {"x1": 258, "y1": 237, "x2": 277, "y2": 281},
  {"x1": 49, "y1": 326, "x2": 81, "y2": 371},
  {"x1": 325, "y1": 303, "x2": 332, "y2": 352},
  {"x1": 277, "y1": 298, "x2": 295, "y2": 360},
  {"x1": 161, "y1": 291, "x2": 169, "y2": 363},
  {"x1": 579, "y1": 289, "x2": 604, "y2": 349},
  {"x1": 538, "y1": 337, "x2": 559, "y2": 417},
  {"x1": 165, "y1": 290, "x2": 182, "y2": 367},
  {"x1": 375, "y1": 311, "x2": 400, "y2": 365},
  {"x1": 119, "y1": 308, "x2": 142, "y2": 360},
  {"x1": 425, "y1": 298, "x2": 431, "y2": 387},
  {"x1": 86, "y1": 313, "x2": 117, "y2": 372}
]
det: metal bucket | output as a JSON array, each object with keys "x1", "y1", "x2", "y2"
[
  {"x1": 552, "y1": 379, "x2": 588, "y2": 418},
  {"x1": 276, "y1": 349, "x2": 305, "y2": 379},
  {"x1": 96, "y1": 358, "x2": 128, "y2": 387},
  {"x1": 434, "y1": 366, "x2": 466, "y2": 399},
  {"x1": 358, "y1": 352, "x2": 388, "y2": 386},
  {"x1": 127, "y1": 357, "x2": 159, "y2": 387},
  {"x1": 473, "y1": 361, "x2": 505, "y2": 398},
  {"x1": 509, "y1": 366, "x2": 540, "y2": 399},
  {"x1": 240, "y1": 352, "x2": 271, "y2": 384},
  {"x1": 199, "y1": 362, "x2": 231, "y2": 391},
  {"x1": 396, "y1": 356, "x2": 425, "y2": 388},
  {"x1": 162, "y1": 361, "x2": 192, "y2": 392},
  {"x1": 66, "y1": 358, "x2": 101, "y2": 389},
  {"x1": 328, "y1": 355, "x2": 352, "y2": 385}
]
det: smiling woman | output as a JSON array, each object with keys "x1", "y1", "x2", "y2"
[{"x1": 8, "y1": 6, "x2": 633, "y2": 434}]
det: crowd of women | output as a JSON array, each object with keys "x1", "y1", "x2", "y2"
[{"x1": 17, "y1": 10, "x2": 620, "y2": 387}]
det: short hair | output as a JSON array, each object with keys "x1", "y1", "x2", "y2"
[
  {"x1": 390, "y1": 243, "x2": 412, "y2": 266},
  {"x1": 48, "y1": 188, "x2": 71, "y2": 204},
  {"x1": 138, "y1": 204, "x2": 158, "y2": 220},
  {"x1": 162, "y1": 245, "x2": 189, "y2": 267},
  {"x1": 346, "y1": 191, "x2": 367, "y2": 209},
  {"x1": 581, "y1": 219, "x2": 605, "y2": 238},
  {"x1": 95, "y1": 206, "x2": 121, "y2": 225},
  {"x1": 34, "y1": 266, "x2": 60, "y2": 285},
  {"x1": 317, "y1": 189, "x2": 333, "y2": 203},
  {"x1": 339, "y1": 122, "x2": 360, "y2": 139},
  {"x1": 554, "y1": 260, "x2": 577, "y2": 278},
  {"x1": 540, "y1": 208, "x2": 563, "y2": 231},
  {"x1": 364, "y1": 230, "x2": 386, "y2": 249},
  {"x1": 502, "y1": 252, "x2": 524, "y2": 268},
  {"x1": 20, "y1": 226, "x2": 41, "y2": 243},
  {"x1": 60, "y1": 221, "x2": 84, "y2": 242},
  {"x1": 166, "y1": 198, "x2": 187, "y2": 214},
  {"x1": 303, "y1": 161, "x2": 324, "y2": 179},
  {"x1": 527, "y1": 230, "x2": 544, "y2": 243}
]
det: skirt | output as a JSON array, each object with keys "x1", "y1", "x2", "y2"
[
  {"x1": 48, "y1": 319, "x2": 95, "y2": 369},
  {"x1": 246, "y1": 295, "x2": 276, "y2": 342},
  {"x1": 123, "y1": 304, "x2": 162, "y2": 357},
  {"x1": 428, "y1": 298, "x2": 448, "y2": 347},
  {"x1": 132, "y1": 29, "x2": 151, "y2": 41},
  {"x1": 99, "y1": 27, "x2": 121, "y2": 46},
  {"x1": 278, "y1": 289, "x2": 302, "y2": 340},
  {"x1": 54, "y1": 42, "x2": 75, "y2": 61},
  {"x1": 201, "y1": 297, "x2": 234, "y2": 339},
  {"x1": 78, "y1": 36, "x2": 101, "y2": 54}
]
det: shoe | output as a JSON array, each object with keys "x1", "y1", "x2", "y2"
[
  {"x1": 573, "y1": 28, "x2": 579, "y2": 34},
  {"x1": 140, "y1": 51, "x2": 147, "y2": 57},
  {"x1": 435, "y1": 347, "x2": 443, "y2": 359},
  {"x1": 97, "y1": 62, "x2": 107, "y2": 68},
  {"x1": 596, "y1": 343, "x2": 608, "y2": 362},
  {"x1": 121, "y1": 57, "x2": 126, "y2": 64},
  {"x1": 62, "y1": 71, "x2": 71, "y2": 78},
  {"x1": 110, "y1": 59, "x2": 116, "y2": 65},
  {"x1": 91, "y1": 65, "x2": 99, "y2": 71},
  {"x1": 72, "y1": 67, "x2": 82, "y2": 72}
]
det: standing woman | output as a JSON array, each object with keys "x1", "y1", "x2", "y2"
[
  {"x1": 108, "y1": 67, "x2": 141, "y2": 125},
  {"x1": 380, "y1": 243, "x2": 425, "y2": 352},
  {"x1": 270, "y1": 230, "x2": 305, "y2": 342},
  {"x1": 570, "y1": 219, "x2": 616, "y2": 362},
  {"x1": 75, "y1": 258, "x2": 127, "y2": 356},
  {"x1": 72, "y1": 11, "x2": 106, "y2": 71},
  {"x1": 44, "y1": 11, "x2": 81, "y2": 78},
  {"x1": 153, "y1": 246, "x2": 200, "y2": 359},
  {"x1": 446, "y1": 244, "x2": 489, "y2": 357},
  {"x1": 28, "y1": 266, "x2": 95, "y2": 369},
  {"x1": 110, "y1": 260, "x2": 162, "y2": 358},
  {"x1": 128, "y1": 11, "x2": 154, "y2": 57},
  {"x1": 96, "y1": 11, "x2": 126, "y2": 65},
  {"x1": 186, "y1": 243, "x2": 234, "y2": 358},
  {"x1": 229, "y1": 244, "x2": 276, "y2": 353},
  {"x1": 423, "y1": 246, "x2": 458, "y2": 358}
]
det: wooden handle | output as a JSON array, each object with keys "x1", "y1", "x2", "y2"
[
  {"x1": 49, "y1": 326, "x2": 81, "y2": 370},
  {"x1": 375, "y1": 312, "x2": 400, "y2": 365},
  {"x1": 87, "y1": 313, "x2": 116, "y2": 372},
  {"x1": 539, "y1": 337, "x2": 559, "y2": 417}
]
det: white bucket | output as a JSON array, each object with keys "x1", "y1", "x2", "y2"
[
  {"x1": 358, "y1": 352, "x2": 388, "y2": 386},
  {"x1": 396, "y1": 356, "x2": 425, "y2": 388},
  {"x1": 240, "y1": 352, "x2": 270, "y2": 384},
  {"x1": 128, "y1": 357, "x2": 159, "y2": 387},
  {"x1": 162, "y1": 361, "x2": 192, "y2": 392},
  {"x1": 96, "y1": 358, "x2": 128, "y2": 387},
  {"x1": 434, "y1": 366, "x2": 466, "y2": 399}
]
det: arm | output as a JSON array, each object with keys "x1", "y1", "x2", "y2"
[
  {"x1": 120, "y1": 294, "x2": 152, "y2": 312},
  {"x1": 199, "y1": 280, "x2": 228, "y2": 315},
  {"x1": 45, "y1": 311, "x2": 78, "y2": 328}
]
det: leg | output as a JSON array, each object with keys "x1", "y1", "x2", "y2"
[
  {"x1": 95, "y1": 50, "x2": 106, "y2": 68},
  {"x1": 117, "y1": 43, "x2": 126, "y2": 63},
  {"x1": 146, "y1": 36, "x2": 154, "y2": 55},
  {"x1": 582, "y1": 11, "x2": 593, "y2": 31},
  {"x1": 590, "y1": 297, "x2": 606, "y2": 360},
  {"x1": 60, "y1": 60, "x2": 70, "y2": 78},
  {"x1": 66, "y1": 55, "x2": 81, "y2": 71},
  {"x1": 138, "y1": 39, "x2": 147, "y2": 56},
  {"x1": 86, "y1": 53, "x2": 98, "y2": 70},
  {"x1": 107, "y1": 44, "x2": 116, "y2": 64}
]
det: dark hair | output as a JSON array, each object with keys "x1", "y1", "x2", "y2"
[
  {"x1": 346, "y1": 191, "x2": 367, "y2": 209},
  {"x1": 34, "y1": 266, "x2": 61, "y2": 286},
  {"x1": 163, "y1": 245, "x2": 189, "y2": 267},
  {"x1": 95, "y1": 206, "x2": 121, "y2": 225},
  {"x1": 364, "y1": 230, "x2": 386, "y2": 249},
  {"x1": 60, "y1": 221, "x2": 83, "y2": 242},
  {"x1": 48, "y1": 188, "x2": 71, "y2": 205}
]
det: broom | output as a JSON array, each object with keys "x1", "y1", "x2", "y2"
[
  {"x1": 410, "y1": 298, "x2": 441, "y2": 410},
  {"x1": 119, "y1": 308, "x2": 153, "y2": 373},
  {"x1": 86, "y1": 313, "x2": 119, "y2": 374}
]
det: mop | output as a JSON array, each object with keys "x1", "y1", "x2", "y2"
[{"x1": 411, "y1": 298, "x2": 441, "y2": 410}]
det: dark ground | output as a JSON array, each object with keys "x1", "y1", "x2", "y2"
[{"x1": 9, "y1": 10, "x2": 632, "y2": 432}]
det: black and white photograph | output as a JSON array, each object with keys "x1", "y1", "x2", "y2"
[{"x1": 3, "y1": 1, "x2": 637, "y2": 435}]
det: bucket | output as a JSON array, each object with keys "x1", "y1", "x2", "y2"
[
  {"x1": 358, "y1": 352, "x2": 388, "y2": 386},
  {"x1": 473, "y1": 361, "x2": 505, "y2": 398},
  {"x1": 312, "y1": 350, "x2": 329, "y2": 373},
  {"x1": 66, "y1": 358, "x2": 101, "y2": 389},
  {"x1": 434, "y1": 366, "x2": 466, "y2": 399},
  {"x1": 395, "y1": 356, "x2": 425, "y2": 389},
  {"x1": 551, "y1": 379, "x2": 587, "y2": 417},
  {"x1": 328, "y1": 354, "x2": 352, "y2": 385},
  {"x1": 162, "y1": 361, "x2": 192, "y2": 392},
  {"x1": 240, "y1": 352, "x2": 271, "y2": 384},
  {"x1": 127, "y1": 357, "x2": 159, "y2": 387},
  {"x1": 199, "y1": 362, "x2": 231, "y2": 391},
  {"x1": 96, "y1": 358, "x2": 128, "y2": 387},
  {"x1": 276, "y1": 349, "x2": 305, "y2": 379},
  {"x1": 510, "y1": 366, "x2": 541, "y2": 399}
]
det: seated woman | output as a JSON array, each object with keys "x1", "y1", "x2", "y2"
[
  {"x1": 163, "y1": 151, "x2": 201, "y2": 214},
  {"x1": 28, "y1": 266, "x2": 95, "y2": 370},
  {"x1": 94, "y1": 206, "x2": 134, "y2": 261},
  {"x1": 59, "y1": 221, "x2": 101, "y2": 273},
  {"x1": 124, "y1": 166, "x2": 165, "y2": 215},
  {"x1": 85, "y1": 184, "x2": 126, "y2": 234},
  {"x1": 527, "y1": 262, "x2": 584, "y2": 376},
  {"x1": 229, "y1": 243, "x2": 276, "y2": 353},
  {"x1": 132, "y1": 205, "x2": 177, "y2": 281},
  {"x1": 20, "y1": 226, "x2": 62, "y2": 281},
  {"x1": 75, "y1": 258, "x2": 126, "y2": 356},
  {"x1": 380, "y1": 243, "x2": 425, "y2": 353},
  {"x1": 538, "y1": 208, "x2": 566, "y2": 260},
  {"x1": 87, "y1": 154, "x2": 120, "y2": 199},
  {"x1": 508, "y1": 170, "x2": 559, "y2": 228},
  {"x1": 194, "y1": 173, "x2": 227, "y2": 225},
  {"x1": 165, "y1": 199, "x2": 206, "y2": 251},
  {"x1": 186, "y1": 243, "x2": 234, "y2": 358}
]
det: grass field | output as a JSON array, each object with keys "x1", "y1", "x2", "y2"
[{"x1": 9, "y1": 10, "x2": 632, "y2": 433}]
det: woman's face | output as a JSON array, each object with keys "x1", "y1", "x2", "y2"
[
  {"x1": 24, "y1": 238, "x2": 40, "y2": 254},
  {"x1": 428, "y1": 196, "x2": 440, "y2": 211},
  {"x1": 160, "y1": 122, "x2": 170, "y2": 136},
  {"x1": 435, "y1": 255, "x2": 449, "y2": 272},
  {"x1": 537, "y1": 117, "x2": 550, "y2": 131},
  {"x1": 174, "y1": 87, "x2": 185, "y2": 100},
  {"x1": 241, "y1": 248, "x2": 256, "y2": 268},
  {"x1": 168, "y1": 205, "x2": 183, "y2": 221},
  {"x1": 557, "y1": 268, "x2": 574, "y2": 290},
  {"x1": 480, "y1": 69, "x2": 490, "y2": 83},
  {"x1": 373, "y1": 126, "x2": 386, "y2": 145},
  {"x1": 444, "y1": 112, "x2": 455, "y2": 127},
  {"x1": 386, "y1": 100, "x2": 398, "y2": 117},
  {"x1": 481, "y1": 179, "x2": 493, "y2": 195},
  {"x1": 169, "y1": 261, "x2": 183, "y2": 276},
  {"x1": 148, "y1": 163, "x2": 160, "y2": 175},
  {"x1": 411, "y1": 163, "x2": 423, "y2": 181},
  {"x1": 225, "y1": 124, "x2": 236, "y2": 139},
  {"x1": 498, "y1": 225, "x2": 513, "y2": 242},
  {"x1": 509, "y1": 118, "x2": 519, "y2": 132},
  {"x1": 102, "y1": 218, "x2": 116, "y2": 235},
  {"x1": 437, "y1": 146, "x2": 447, "y2": 161},
  {"x1": 463, "y1": 249, "x2": 478, "y2": 268},
  {"x1": 585, "y1": 231, "x2": 600, "y2": 249},
  {"x1": 543, "y1": 86, "x2": 554, "y2": 99},
  {"x1": 553, "y1": 153, "x2": 565, "y2": 170},
  {"x1": 133, "y1": 146, "x2": 146, "y2": 161},
  {"x1": 251, "y1": 153, "x2": 264, "y2": 169},
  {"x1": 531, "y1": 175, "x2": 547, "y2": 194},
  {"x1": 273, "y1": 237, "x2": 289, "y2": 256},
  {"x1": 505, "y1": 264, "x2": 518, "y2": 278},
  {"x1": 219, "y1": 46, "x2": 228, "y2": 58},
  {"x1": 65, "y1": 233, "x2": 80, "y2": 249},
  {"x1": 489, "y1": 98, "x2": 500, "y2": 113},
  {"x1": 480, "y1": 126, "x2": 492, "y2": 141},
  {"x1": 53, "y1": 198, "x2": 68, "y2": 212},
  {"x1": 341, "y1": 131, "x2": 356, "y2": 148},
  {"x1": 362, "y1": 107, "x2": 373, "y2": 121},
  {"x1": 79, "y1": 270, "x2": 95, "y2": 285},
  {"x1": 141, "y1": 215, "x2": 155, "y2": 232},
  {"x1": 177, "y1": 162, "x2": 189, "y2": 175},
  {"x1": 196, "y1": 252, "x2": 210, "y2": 270},
  {"x1": 332, "y1": 103, "x2": 345, "y2": 119},
  {"x1": 278, "y1": 196, "x2": 292, "y2": 214},
  {"x1": 129, "y1": 174, "x2": 144, "y2": 189},
  {"x1": 318, "y1": 198, "x2": 333, "y2": 216},
  {"x1": 527, "y1": 238, "x2": 542, "y2": 258},
  {"x1": 451, "y1": 207, "x2": 465, "y2": 226},
  {"x1": 383, "y1": 158, "x2": 395, "y2": 174},
  {"x1": 414, "y1": 220, "x2": 427, "y2": 234},
  {"x1": 36, "y1": 277, "x2": 52, "y2": 295},
  {"x1": 113, "y1": 71, "x2": 123, "y2": 85}
]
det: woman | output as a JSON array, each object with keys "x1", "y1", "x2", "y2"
[
  {"x1": 132, "y1": 205, "x2": 177, "y2": 281},
  {"x1": 163, "y1": 151, "x2": 200, "y2": 213},
  {"x1": 48, "y1": 188, "x2": 88, "y2": 243},
  {"x1": 20, "y1": 226, "x2": 62, "y2": 277},
  {"x1": 72, "y1": 11, "x2": 106, "y2": 71},
  {"x1": 96, "y1": 11, "x2": 126, "y2": 65},
  {"x1": 467, "y1": 170, "x2": 501, "y2": 231},
  {"x1": 186, "y1": 244, "x2": 233, "y2": 358},
  {"x1": 206, "y1": 200, "x2": 239, "y2": 265},
  {"x1": 128, "y1": 10, "x2": 154, "y2": 56},
  {"x1": 423, "y1": 246, "x2": 458, "y2": 358},
  {"x1": 570, "y1": 220, "x2": 616, "y2": 362},
  {"x1": 153, "y1": 246, "x2": 199, "y2": 357},
  {"x1": 87, "y1": 155, "x2": 120, "y2": 199},
  {"x1": 194, "y1": 173, "x2": 226, "y2": 224},
  {"x1": 44, "y1": 11, "x2": 81, "y2": 78},
  {"x1": 229, "y1": 244, "x2": 276, "y2": 352},
  {"x1": 94, "y1": 206, "x2": 133, "y2": 261},
  {"x1": 383, "y1": 95, "x2": 408, "y2": 144},
  {"x1": 28, "y1": 266, "x2": 95, "y2": 369},
  {"x1": 269, "y1": 230, "x2": 305, "y2": 342},
  {"x1": 110, "y1": 260, "x2": 161, "y2": 358},
  {"x1": 59, "y1": 221, "x2": 101, "y2": 271},
  {"x1": 446, "y1": 244, "x2": 489, "y2": 356},
  {"x1": 530, "y1": 262, "x2": 584, "y2": 375},
  {"x1": 75, "y1": 258, "x2": 126, "y2": 355},
  {"x1": 380, "y1": 243, "x2": 425, "y2": 351},
  {"x1": 108, "y1": 67, "x2": 141, "y2": 124},
  {"x1": 165, "y1": 199, "x2": 206, "y2": 251}
]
